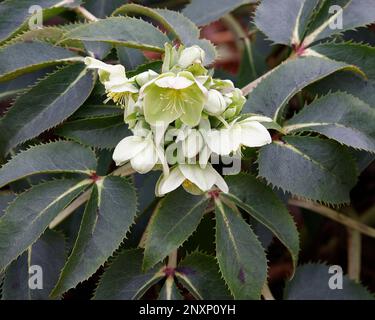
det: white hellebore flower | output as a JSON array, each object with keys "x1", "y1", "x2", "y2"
[
  {"x1": 85, "y1": 57, "x2": 138, "y2": 106},
  {"x1": 156, "y1": 164, "x2": 228, "y2": 196},
  {"x1": 113, "y1": 131, "x2": 167, "y2": 175},
  {"x1": 135, "y1": 69, "x2": 159, "y2": 87},
  {"x1": 205, "y1": 116, "x2": 273, "y2": 156},
  {"x1": 204, "y1": 89, "x2": 227, "y2": 116},
  {"x1": 178, "y1": 45, "x2": 206, "y2": 68}
]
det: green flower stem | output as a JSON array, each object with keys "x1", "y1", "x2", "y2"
[
  {"x1": 289, "y1": 199, "x2": 375, "y2": 238},
  {"x1": 74, "y1": 6, "x2": 99, "y2": 22}
]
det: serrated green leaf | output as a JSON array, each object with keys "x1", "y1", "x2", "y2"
[
  {"x1": 63, "y1": 17, "x2": 169, "y2": 52},
  {"x1": 0, "y1": 63, "x2": 95, "y2": 155},
  {"x1": 113, "y1": 5, "x2": 217, "y2": 65},
  {"x1": 304, "y1": 0, "x2": 375, "y2": 45},
  {"x1": 0, "y1": 0, "x2": 81, "y2": 43},
  {"x1": 243, "y1": 56, "x2": 363, "y2": 122},
  {"x1": 182, "y1": 0, "x2": 255, "y2": 26},
  {"x1": 0, "y1": 42, "x2": 82, "y2": 82},
  {"x1": 72, "y1": 104, "x2": 123, "y2": 119},
  {"x1": 284, "y1": 263, "x2": 374, "y2": 300},
  {"x1": 258, "y1": 136, "x2": 358, "y2": 204},
  {"x1": 308, "y1": 72, "x2": 375, "y2": 107},
  {"x1": 51, "y1": 176, "x2": 137, "y2": 298},
  {"x1": 0, "y1": 192, "x2": 15, "y2": 217},
  {"x1": 215, "y1": 199, "x2": 267, "y2": 300},
  {"x1": 254, "y1": 0, "x2": 320, "y2": 45},
  {"x1": 117, "y1": 47, "x2": 145, "y2": 71},
  {"x1": 222, "y1": 173, "x2": 299, "y2": 271},
  {"x1": 143, "y1": 188, "x2": 209, "y2": 271},
  {"x1": 175, "y1": 252, "x2": 231, "y2": 300},
  {"x1": 307, "y1": 42, "x2": 375, "y2": 79},
  {"x1": 94, "y1": 248, "x2": 164, "y2": 300},
  {"x1": 0, "y1": 178, "x2": 89, "y2": 272},
  {"x1": 1, "y1": 229, "x2": 66, "y2": 300},
  {"x1": 158, "y1": 277, "x2": 183, "y2": 300},
  {"x1": 84, "y1": 0, "x2": 125, "y2": 18},
  {"x1": 0, "y1": 141, "x2": 97, "y2": 188},
  {"x1": 285, "y1": 92, "x2": 375, "y2": 152},
  {"x1": 56, "y1": 115, "x2": 131, "y2": 149}
]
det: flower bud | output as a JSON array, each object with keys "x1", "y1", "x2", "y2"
[
  {"x1": 178, "y1": 45, "x2": 205, "y2": 68},
  {"x1": 135, "y1": 70, "x2": 158, "y2": 87},
  {"x1": 204, "y1": 89, "x2": 227, "y2": 116}
]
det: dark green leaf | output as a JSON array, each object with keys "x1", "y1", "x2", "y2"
[
  {"x1": 258, "y1": 136, "x2": 358, "y2": 204},
  {"x1": 51, "y1": 176, "x2": 137, "y2": 297},
  {"x1": 222, "y1": 173, "x2": 299, "y2": 270},
  {"x1": 285, "y1": 263, "x2": 374, "y2": 300},
  {"x1": 64, "y1": 17, "x2": 169, "y2": 52},
  {"x1": 0, "y1": 64, "x2": 95, "y2": 155},
  {"x1": 0, "y1": 178, "x2": 89, "y2": 272},
  {"x1": 0, "y1": 141, "x2": 97, "y2": 188},
  {"x1": 84, "y1": 0, "x2": 125, "y2": 18},
  {"x1": 255, "y1": 0, "x2": 320, "y2": 45},
  {"x1": 307, "y1": 42, "x2": 375, "y2": 79},
  {"x1": 182, "y1": 0, "x2": 255, "y2": 26},
  {"x1": 72, "y1": 104, "x2": 123, "y2": 119},
  {"x1": 304, "y1": 0, "x2": 375, "y2": 45},
  {"x1": 0, "y1": 42, "x2": 81, "y2": 82},
  {"x1": 117, "y1": 47, "x2": 145, "y2": 71},
  {"x1": 176, "y1": 252, "x2": 231, "y2": 300},
  {"x1": 243, "y1": 56, "x2": 363, "y2": 122},
  {"x1": 143, "y1": 188, "x2": 209, "y2": 270},
  {"x1": 215, "y1": 200, "x2": 267, "y2": 299},
  {"x1": 56, "y1": 115, "x2": 131, "y2": 149},
  {"x1": 94, "y1": 249, "x2": 164, "y2": 300},
  {"x1": 285, "y1": 92, "x2": 375, "y2": 152},
  {"x1": 1, "y1": 229, "x2": 66, "y2": 300},
  {"x1": 0, "y1": 0, "x2": 81, "y2": 43}
]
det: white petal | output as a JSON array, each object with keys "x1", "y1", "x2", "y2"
[
  {"x1": 179, "y1": 164, "x2": 216, "y2": 192},
  {"x1": 130, "y1": 140, "x2": 158, "y2": 174},
  {"x1": 112, "y1": 136, "x2": 147, "y2": 166},
  {"x1": 156, "y1": 167, "x2": 185, "y2": 196},
  {"x1": 207, "y1": 166, "x2": 229, "y2": 193},
  {"x1": 155, "y1": 76, "x2": 194, "y2": 89},
  {"x1": 182, "y1": 130, "x2": 203, "y2": 159},
  {"x1": 109, "y1": 82, "x2": 139, "y2": 93},
  {"x1": 84, "y1": 57, "x2": 114, "y2": 72},
  {"x1": 198, "y1": 145, "x2": 212, "y2": 168},
  {"x1": 238, "y1": 121, "x2": 272, "y2": 147},
  {"x1": 205, "y1": 128, "x2": 239, "y2": 155},
  {"x1": 240, "y1": 115, "x2": 273, "y2": 123}
]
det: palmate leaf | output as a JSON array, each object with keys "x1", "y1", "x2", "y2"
[
  {"x1": 303, "y1": 0, "x2": 375, "y2": 45},
  {"x1": 243, "y1": 56, "x2": 363, "y2": 122},
  {"x1": 175, "y1": 252, "x2": 231, "y2": 300},
  {"x1": 0, "y1": 178, "x2": 90, "y2": 272},
  {"x1": 1, "y1": 229, "x2": 66, "y2": 300},
  {"x1": 158, "y1": 277, "x2": 183, "y2": 300},
  {"x1": 222, "y1": 174, "x2": 299, "y2": 271},
  {"x1": 0, "y1": 141, "x2": 97, "y2": 188},
  {"x1": 55, "y1": 115, "x2": 131, "y2": 149},
  {"x1": 284, "y1": 263, "x2": 374, "y2": 300},
  {"x1": 254, "y1": 0, "x2": 320, "y2": 45},
  {"x1": 0, "y1": 0, "x2": 82, "y2": 43},
  {"x1": 0, "y1": 63, "x2": 95, "y2": 155},
  {"x1": 94, "y1": 249, "x2": 164, "y2": 300},
  {"x1": 284, "y1": 92, "x2": 375, "y2": 152},
  {"x1": 51, "y1": 176, "x2": 137, "y2": 298},
  {"x1": 0, "y1": 42, "x2": 82, "y2": 82},
  {"x1": 143, "y1": 188, "x2": 209, "y2": 270},
  {"x1": 63, "y1": 17, "x2": 169, "y2": 52},
  {"x1": 258, "y1": 136, "x2": 358, "y2": 204},
  {"x1": 112, "y1": 4, "x2": 217, "y2": 65},
  {"x1": 306, "y1": 42, "x2": 375, "y2": 79},
  {"x1": 182, "y1": 0, "x2": 256, "y2": 26},
  {"x1": 215, "y1": 199, "x2": 267, "y2": 300}
]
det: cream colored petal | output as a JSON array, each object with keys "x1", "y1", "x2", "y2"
[
  {"x1": 156, "y1": 167, "x2": 185, "y2": 196},
  {"x1": 155, "y1": 76, "x2": 194, "y2": 89},
  {"x1": 130, "y1": 139, "x2": 158, "y2": 174},
  {"x1": 112, "y1": 136, "x2": 147, "y2": 166},
  {"x1": 238, "y1": 121, "x2": 272, "y2": 147},
  {"x1": 179, "y1": 164, "x2": 216, "y2": 192}
]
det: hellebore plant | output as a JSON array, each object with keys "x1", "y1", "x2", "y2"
[
  {"x1": 0, "y1": 0, "x2": 374, "y2": 302},
  {"x1": 85, "y1": 44, "x2": 272, "y2": 195}
]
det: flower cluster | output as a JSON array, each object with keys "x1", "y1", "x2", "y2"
[{"x1": 85, "y1": 44, "x2": 272, "y2": 196}]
